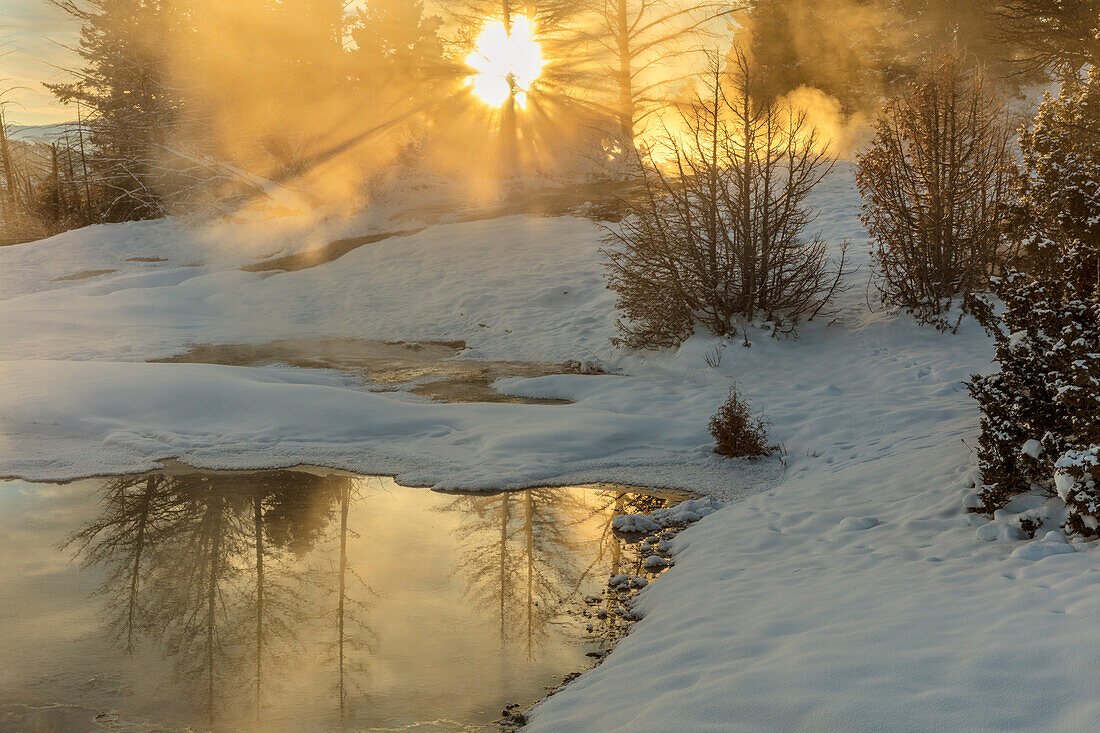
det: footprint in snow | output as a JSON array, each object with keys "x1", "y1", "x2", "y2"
[{"x1": 837, "y1": 516, "x2": 881, "y2": 531}]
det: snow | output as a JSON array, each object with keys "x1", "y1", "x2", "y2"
[
  {"x1": 1055, "y1": 471, "x2": 1076, "y2": 500},
  {"x1": 613, "y1": 498, "x2": 722, "y2": 532},
  {"x1": 651, "y1": 496, "x2": 722, "y2": 524},
  {"x1": 608, "y1": 574, "x2": 630, "y2": 588},
  {"x1": 611, "y1": 514, "x2": 661, "y2": 534},
  {"x1": 1022, "y1": 438, "x2": 1043, "y2": 459},
  {"x1": 1010, "y1": 531, "x2": 1077, "y2": 561},
  {"x1": 4, "y1": 163, "x2": 1100, "y2": 730}
]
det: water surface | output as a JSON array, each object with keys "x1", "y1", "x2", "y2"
[
  {"x1": 0, "y1": 469, "x2": 673, "y2": 732},
  {"x1": 153, "y1": 338, "x2": 590, "y2": 404}
]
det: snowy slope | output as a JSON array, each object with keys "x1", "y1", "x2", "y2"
[
  {"x1": 526, "y1": 297, "x2": 1100, "y2": 732},
  {"x1": 3, "y1": 164, "x2": 1099, "y2": 730}
]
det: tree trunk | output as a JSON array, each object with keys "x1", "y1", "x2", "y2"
[{"x1": 615, "y1": 0, "x2": 635, "y2": 143}]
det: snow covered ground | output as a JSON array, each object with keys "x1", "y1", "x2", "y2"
[{"x1": 2, "y1": 164, "x2": 1099, "y2": 730}]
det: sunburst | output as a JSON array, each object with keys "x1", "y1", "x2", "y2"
[{"x1": 465, "y1": 16, "x2": 544, "y2": 108}]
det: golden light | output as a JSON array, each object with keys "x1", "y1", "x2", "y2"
[{"x1": 465, "y1": 16, "x2": 544, "y2": 108}]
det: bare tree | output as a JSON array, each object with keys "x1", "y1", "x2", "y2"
[
  {"x1": 592, "y1": 1, "x2": 747, "y2": 145},
  {"x1": 0, "y1": 95, "x2": 99, "y2": 242},
  {"x1": 603, "y1": 49, "x2": 850, "y2": 349},
  {"x1": 856, "y1": 50, "x2": 1018, "y2": 327}
]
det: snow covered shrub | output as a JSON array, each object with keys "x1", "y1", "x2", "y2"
[
  {"x1": 967, "y1": 272, "x2": 1081, "y2": 511},
  {"x1": 1055, "y1": 448, "x2": 1100, "y2": 535},
  {"x1": 709, "y1": 385, "x2": 770, "y2": 458},
  {"x1": 1018, "y1": 516, "x2": 1043, "y2": 539},
  {"x1": 968, "y1": 68, "x2": 1100, "y2": 532},
  {"x1": 602, "y1": 49, "x2": 850, "y2": 349},
  {"x1": 857, "y1": 50, "x2": 1018, "y2": 329},
  {"x1": 970, "y1": 263, "x2": 1100, "y2": 532},
  {"x1": 1016, "y1": 67, "x2": 1100, "y2": 295}
]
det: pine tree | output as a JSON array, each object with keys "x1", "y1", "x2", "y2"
[
  {"x1": 998, "y1": 0, "x2": 1100, "y2": 73},
  {"x1": 969, "y1": 67, "x2": 1100, "y2": 534},
  {"x1": 1017, "y1": 67, "x2": 1100, "y2": 295},
  {"x1": 46, "y1": 0, "x2": 190, "y2": 221},
  {"x1": 744, "y1": 0, "x2": 905, "y2": 110},
  {"x1": 350, "y1": 0, "x2": 445, "y2": 107}
]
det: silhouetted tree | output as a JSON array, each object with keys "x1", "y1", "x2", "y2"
[
  {"x1": 743, "y1": 0, "x2": 904, "y2": 110},
  {"x1": 999, "y1": 0, "x2": 1100, "y2": 73},
  {"x1": 46, "y1": 0, "x2": 195, "y2": 220},
  {"x1": 351, "y1": 0, "x2": 446, "y2": 107},
  {"x1": 0, "y1": 109, "x2": 98, "y2": 241}
]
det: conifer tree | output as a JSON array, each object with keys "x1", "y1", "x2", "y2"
[
  {"x1": 999, "y1": 0, "x2": 1100, "y2": 73},
  {"x1": 1017, "y1": 67, "x2": 1100, "y2": 294},
  {"x1": 351, "y1": 0, "x2": 446, "y2": 107},
  {"x1": 969, "y1": 67, "x2": 1100, "y2": 534},
  {"x1": 46, "y1": 0, "x2": 190, "y2": 221}
]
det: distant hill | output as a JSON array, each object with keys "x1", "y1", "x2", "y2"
[{"x1": 7, "y1": 123, "x2": 75, "y2": 144}]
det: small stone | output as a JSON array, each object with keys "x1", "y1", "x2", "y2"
[{"x1": 644, "y1": 555, "x2": 670, "y2": 570}]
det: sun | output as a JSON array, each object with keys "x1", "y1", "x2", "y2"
[{"x1": 465, "y1": 16, "x2": 544, "y2": 108}]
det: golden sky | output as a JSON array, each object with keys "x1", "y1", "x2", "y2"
[
  {"x1": 2, "y1": 1, "x2": 80, "y2": 125},
  {"x1": 0, "y1": 1, "x2": 395, "y2": 127}
]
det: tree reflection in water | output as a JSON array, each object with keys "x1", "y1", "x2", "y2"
[
  {"x1": 444, "y1": 488, "x2": 582, "y2": 659},
  {"x1": 445, "y1": 487, "x2": 674, "y2": 658},
  {"x1": 64, "y1": 469, "x2": 674, "y2": 731},
  {"x1": 67, "y1": 470, "x2": 342, "y2": 726},
  {"x1": 567, "y1": 491, "x2": 673, "y2": 647}
]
